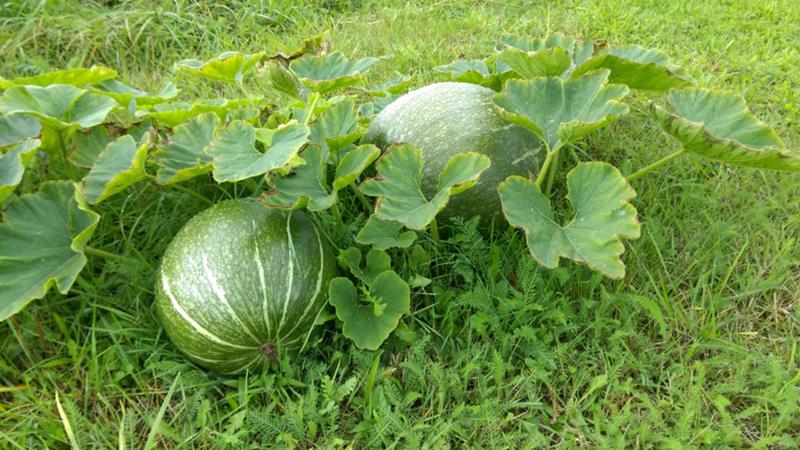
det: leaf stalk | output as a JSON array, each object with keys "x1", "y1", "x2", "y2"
[{"x1": 627, "y1": 149, "x2": 686, "y2": 181}]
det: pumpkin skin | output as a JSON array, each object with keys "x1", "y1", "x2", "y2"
[
  {"x1": 155, "y1": 199, "x2": 335, "y2": 374},
  {"x1": 363, "y1": 82, "x2": 544, "y2": 222}
]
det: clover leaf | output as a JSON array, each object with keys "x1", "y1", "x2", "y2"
[
  {"x1": 0, "y1": 114, "x2": 41, "y2": 147},
  {"x1": 0, "y1": 66, "x2": 117, "y2": 89},
  {"x1": 0, "y1": 181, "x2": 100, "y2": 321},
  {"x1": 82, "y1": 134, "x2": 150, "y2": 205},
  {"x1": 152, "y1": 113, "x2": 218, "y2": 184},
  {"x1": 498, "y1": 162, "x2": 640, "y2": 279},
  {"x1": 0, "y1": 84, "x2": 116, "y2": 131},
  {"x1": 573, "y1": 46, "x2": 693, "y2": 92},
  {"x1": 355, "y1": 215, "x2": 417, "y2": 250},
  {"x1": 360, "y1": 144, "x2": 491, "y2": 230},
  {"x1": 493, "y1": 70, "x2": 629, "y2": 151},
  {"x1": 207, "y1": 120, "x2": 309, "y2": 182},
  {"x1": 175, "y1": 51, "x2": 265, "y2": 85},
  {"x1": 651, "y1": 88, "x2": 800, "y2": 171},
  {"x1": 290, "y1": 52, "x2": 380, "y2": 94},
  {"x1": 0, "y1": 139, "x2": 40, "y2": 203},
  {"x1": 329, "y1": 270, "x2": 411, "y2": 350}
]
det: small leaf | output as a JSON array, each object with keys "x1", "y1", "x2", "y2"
[
  {"x1": 138, "y1": 98, "x2": 261, "y2": 128},
  {"x1": 0, "y1": 66, "x2": 117, "y2": 89},
  {"x1": 268, "y1": 31, "x2": 327, "y2": 63},
  {"x1": 361, "y1": 144, "x2": 491, "y2": 230},
  {"x1": 497, "y1": 33, "x2": 595, "y2": 67},
  {"x1": 82, "y1": 134, "x2": 150, "y2": 204},
  {"x1": 69, "y1": 126, "x2": 112, "y2": 168},
  {"x1": 498, "y1": 162, "x2": 641, "y2": 279},
  {"x1": 573, "y1": 46, "x2": 693, "y2": 92},
  {"x1": 152, "y1": 113, "x2": 218, "y2": 184},
  {"x1": 264, "y1": 145, "x2": 336, "y2": 210},
  {"x1": 310, "y1": 98, "x2": 359, "y2": 157},
  {"x1": 337, "y1": 247, "x2": 392, "y2": 284},
  {"x1": 0, "y1": 114, "x2": 41, "y2": 147},
  {"x1": 493, "y1": 71, "x2": 629, "y2": 151},
  {"x1": 498, "y1": 46, "x2": 572, "y2": 78},
  {"x1": 365, "y1": 72, "x2": 412, "y2": 96},
  {"x1": 93, "y1": 80, "x2": 178, "y2": 106},
  {"x1": 175, "y1": 51, "x2": 265, "y2": 85},
  {"x1": 0, "y1": 139, "x2": 40, "y2": 203},
  {"x1": 207, "y1": 120, "x2": 309, "y2": 182},
  {"x1": 0, "y1": 182, "x2": 100, "y2": 321},
  {"x1": 333, "y1": 144, "x2": 380, "y2": 190},
  {"x1": 356, "y1": 216, "x2": 416, "y2": 250},
  {"x1": 329, "y1": 271, "x2": 411, "y2": 350},
  {"x1": 290, "y1": 52, "x2": 380, "y2": 94},
  {"x1": 267, "y1": 61, "x2": 304, "y2": 98},
  {"x1": 433, "y1": 59, "x2": 507, "y2": 90},
  {"x1": 652, "y1": 88, "x2": 800, "y2": 171},
  {"x1": 0, "y1": 85, "x2": 116, "y2": 131}
]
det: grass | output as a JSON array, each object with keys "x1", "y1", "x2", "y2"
[{"x1": 1, "y1": 0, "x2": 799, "y2": 448}]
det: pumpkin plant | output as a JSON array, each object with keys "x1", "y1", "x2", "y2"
[{"x1": 1, "y1": 33, "x2": 798, "y2": 373}]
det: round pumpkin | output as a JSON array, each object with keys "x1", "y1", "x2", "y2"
[
  {"x1": 155, "y1": 199, "x2": 336, "y2": 374},
  {"x1": 363, "y1": 81, "x2": 544, "y2": 222}
]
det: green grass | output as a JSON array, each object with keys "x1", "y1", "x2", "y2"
[{"x1": 2, "y1": 0, "x2": 800, "y2": 448}]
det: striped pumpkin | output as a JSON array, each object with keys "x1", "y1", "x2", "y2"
[{"x1": 156, "y1": 199, "x2": 335, "y2": 374}]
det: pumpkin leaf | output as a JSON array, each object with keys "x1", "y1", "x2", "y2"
[
  {"x1": 365, "y1": 72, "x2": 412, "y2": 96},
  {"x1": 138, "y1": 98, "x2": 261, "y2": 128},
  {"x1": 493, "y1": 70, "x2": 629, "y2": 151},
  {"x1": 0, "y1": 139, "x2": 40, "y2": 203},
  {"x1": 497, "y1": 33, "x2": 595, "y2": 67},
  {"x1": 333, "y1": 144, "x2": 380, "y2": 190},
  {"x1": 329, "y1": 270, "x2": 411, "y2": 350},
  {"x1": 268, "y1": 31, "x2": 327, "y2": 63},
  {"x1": 68, "y1": 126, "x2": 111, "y2": 168},
  {"x1": 0, "y1": 66, "x2": 117, "y2": 89},
  {"x1": 355, "y1": 216, "x2": 416, "y2": 251},
  {"x1": 0, "y1": 114, "x2": 41, "y2": 147},
  {"x1": 207, "y1": 120, "x2": 309, "y2": 182},
  {"x1": 337, "y1": 247, "x2": 392, "y2": 284},
  {"x1": 0, "y1": 181, "x2": 100, "y2": 321},
  {"x1": 267, "y1": 61, "x2": 304, "y2": 99},
  {"x1": 264, "y1": 145, "x2": 336, "y2": 210},
  {"x1": 361, "y1": 144, "x2": 491, "y2": 230},
  {"x1": 0, "y1": 84, "x2": 116, "y2": 131},
  {"x1": 433, "y1": 59, "x2": 510, "y2": 90},
  {"x1": 310, "y1": 98, "x2": 359, "y2": 157},
  {"x1": 497, "y1": 46, "x2": 572, "y2": 78},
  {"x1": 175, "y1": 51, "x2": 265, "y2": 85},
  {"x1": 498, "y1": 162, "x2": 640, "y2": 279},
  {"x1": 82, "y1": 134, "x2": 150, "y2": 204},
  {"x1": 290, "y1": 52, "x2": 380, "y2": 94},
  {"x1": 93, "y1": 79, "x2": 178, "y2": 107},
  {"x1": 572, "y1": 46, "x2": 693, "y2": 92},
  {"x1": 153, "y1": 113, "x2": 218, "y2": 184},
  {"x1": 651, "y1": 88, "x2": 800, "y2": 171}
]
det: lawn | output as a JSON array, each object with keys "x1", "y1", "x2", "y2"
[{"x1": 1, "y1": 0, "x2": 799, "y2": 448}]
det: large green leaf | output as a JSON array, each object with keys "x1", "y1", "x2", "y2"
[
  {"x1": 175, "y1": 51, "x2": 265, "y2": 85},
  {"x1": 290, "y1": 52, "x2": 379, "y2": 94},
  {"x1": 0, "y1": 139, "x2": 40, "y2": 203},
  {"x1": 360, "y1": 144, "x2": 490, "y2": 230},
  {"x1": 652, "y1": 88, "x2": 800, "y2": 171},
  {"x1": 69, "y1": 126, "x2": 112, "y2": 169},
  {"x1": 82, "y1": 134, "x2": 150, "y2": 204},
  {"x1": 498, "y1": 162, "x2": 640, "y2": 279},
  {"x1": 310, "y1": 98, "x2": 361, "y2": 157},
  {"x1": 497, "y1": 46, "x2": 572, "y2": 78},
  {"x1": 0, "y1": 66, "x2": 117, "y2": 89},
  {"x1": 332, "y1": 144, "x2": 380, "y2": 190},
  {"x1": 572, "y1": 46, "x2": 693, "y2": 92},
  {"x1": 355, "y1": 216, "x2": 416, "y2": 251},
  {"x1": 0, "y1": 114, "x2": 40, "y2": 147},
  {"x1": 93, "y1": 80, "x2": 178, "y2": 107},
  {"x1": 137, "y1": 98, "x2": 261, "y2": 128},
  {"x1": 0, "y1": 182, "x2": 100, "y2": 321},
  {"x1": 337, "y1": 247, "x2": 392, "y2": 285},
  {"x1": 153, "y1": 113, "x2": 218, "y2": 184},
  {"x1": 493, "y1": 71, "x2": 629, "y2": 151},
  {"x1": 329, "y1": 270, "x2": 410, "y2": 350},
  {"x1": 0, "y1": 85, "x2": 116, "y2": 131},
  {"x1": 207, "y1": 120, "x2": 309, "y2": 182}
]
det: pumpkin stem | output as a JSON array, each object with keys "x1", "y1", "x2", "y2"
[{"x1": 260, "y1": 342, "x2": 279, "y2": 362}]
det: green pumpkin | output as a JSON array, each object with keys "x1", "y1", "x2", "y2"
[
  {"x1": 364, "y1": 82, "x2": 544, "y2": 222},
  {"x1": 156, "y1": 199, "x2": 335, "y2": 374}
]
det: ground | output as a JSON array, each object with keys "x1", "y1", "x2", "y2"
[{"x1": 1, "y1": 0, "x2": 799, "y2": 448}]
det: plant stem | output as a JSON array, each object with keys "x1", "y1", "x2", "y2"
[
  {"x1": 627, "y1": 149, "x2": 686, "y2": 181},
  {"x1": 543, "y1": 147, "x2": 561, "y2": 196},
  {"x1": 535, "y1": 145, "x2": 555, "y2": 189},
  {"x1": 59, "y1": 130, "x2": 77, "y2": 180},
  {"x1": 331, "y1": 202, "x2": 343, "y2": 224},
  {"x1": 304, "y1": 92, "x2": 320, "y2": 126},
  {"x1": 429, "y1": 218, "x2": 440, "y2": 242},
  {"x1": 84, "y1": 246, "x2": 128, "y2": 261}
]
